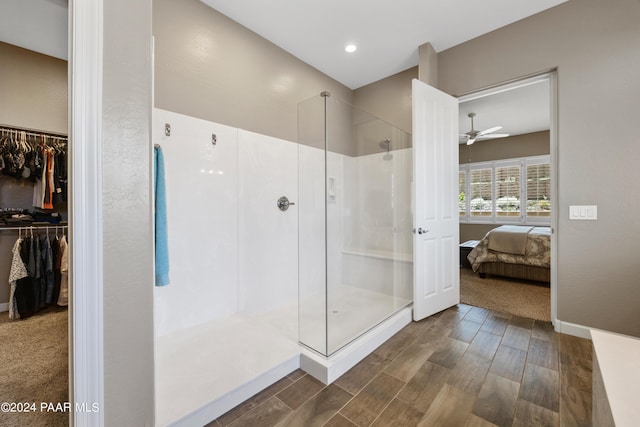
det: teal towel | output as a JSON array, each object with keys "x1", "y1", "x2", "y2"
[{"x1": 154, "y1": 145, "x2": 170, "y2": 286}]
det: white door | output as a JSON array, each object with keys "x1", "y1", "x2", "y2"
[{"x1": 412, "y1": 79, "x2": 460, "y2": 321}]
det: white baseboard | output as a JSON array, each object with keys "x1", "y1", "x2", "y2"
[
  {"x1": 554, "y1": 319, "x2": 592, "y2": 339},
  {"x1": 0, "y1": 302, "x2": 8, "y2": 313},
  {"x1": 301, "y1": 307, "x2": 412, "y2": 384}
]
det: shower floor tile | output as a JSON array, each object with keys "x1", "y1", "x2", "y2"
[{"x1": 300, "y1": 285, "x2": 412, "y2": 354}]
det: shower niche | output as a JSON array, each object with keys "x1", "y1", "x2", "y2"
[{"x1": 298, "y1": 92, "x2": 414, "y2": 358}]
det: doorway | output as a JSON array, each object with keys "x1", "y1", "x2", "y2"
[
  {"x1": 456, "y1": 72, "x2": 557, "y2": 324},
  {"x1": 0, "y1": 20, "x2": 70, "y2": 427}
]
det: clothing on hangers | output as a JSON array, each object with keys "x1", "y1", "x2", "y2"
[{"x1": 6, "y1": 226, "x2": 69, "y2": 320}]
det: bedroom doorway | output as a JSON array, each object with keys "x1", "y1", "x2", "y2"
[{"x1": 456, "y1": 72, "x2": 557, "y2": 325}]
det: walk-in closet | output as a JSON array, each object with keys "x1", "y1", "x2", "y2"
[{"x1": 0, "y1": 32, "x2": 69, "y2": 427}]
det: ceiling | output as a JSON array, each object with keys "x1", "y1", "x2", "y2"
[
  {"x1": 459, "y1": 79, "x2": 550, "y2": 142},
  {"x1": 201, "y1": 0, "x2": 567, "y2": 90},
  {"x1": 0, "y1": 0, "x2": 554, "y2": 138},
  {"x1": 0, "y1": 0, "x2": 68, "y2": 60}
]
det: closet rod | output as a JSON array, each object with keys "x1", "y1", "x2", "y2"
[
  {"x1": 0, "y1": 124, "x2": 68, "y2": 140},
  {"x1": 0, "y1": 224, "x2": 68, "y2": 231}
]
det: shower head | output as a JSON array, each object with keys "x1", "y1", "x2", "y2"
[{"x1": 380, "y1": 139, "x2": 392, "y2": 160}]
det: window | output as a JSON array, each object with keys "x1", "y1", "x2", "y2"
[
  {"x1": 469, "y1": 167, "x2": 492, "y2": 217},
  {"x1": 459, "y1": 155, "x2": 551, "y2": 224},
  {"x1": 496, "y1": 164, "x2": 520, "y2": 217},
  {"x1": 458, "y1": 171, "x2": 466, "y2": 216},
  {"x1": 526, "y1": 161, "x2": 551, "y2": 218}
]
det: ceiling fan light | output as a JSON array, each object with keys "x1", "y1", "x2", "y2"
[{"x1": 466, "y1": 138, "x2": 476, "y2": 145}]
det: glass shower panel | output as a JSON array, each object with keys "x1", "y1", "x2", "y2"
[
  {"x1": 298, "y1": 93, "x2": 413, "y2": 357},
  {"x1": 325, "y1": 96, "x2": 413, "y2": 355},
  {"x1": 297, "y1": 94, "x2": 327, "y2": 355}
]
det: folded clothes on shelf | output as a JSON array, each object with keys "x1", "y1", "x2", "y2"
[{"x1": 0, "y1": 209, "x2": 62, "y2": 225}]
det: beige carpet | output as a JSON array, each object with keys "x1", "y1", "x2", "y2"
[
  {"x1": 0, "y1": 307, "x2": 69, "y2": 427},
  {"x1": 460, "y1": 268, "x2": 551, "y2": 321}
]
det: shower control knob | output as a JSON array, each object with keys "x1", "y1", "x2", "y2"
[{"x1": 277, "y1": 196, "x2": 295, "y2": 211}]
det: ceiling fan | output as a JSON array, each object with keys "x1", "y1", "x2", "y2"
[{"x1": 460, "y1": 112, "x2": 510, "y2": 145}]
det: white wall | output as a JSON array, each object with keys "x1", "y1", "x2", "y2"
[
  {"x1": 342, "y1": 148, "x2": 414, "y2": 300},
  {"x1": 238, "y1": 130, "x2": 298, "y2": 315},
  {"x1": 154, "y1": 109, "x2": 240, "y2": 337},
  {"x1": 154, "y1": 109, "x2": 301, "y2": 337},
  {"x1": 344, "y1": 148, "x2": 413, "y2": 257}
]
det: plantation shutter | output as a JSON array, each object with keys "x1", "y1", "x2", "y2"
[
  {"x1": 469, "y1": 168, "x2": 492, "y2": 217},
  {"x1": 459, "y1": 170, "x2": 467, "y2": 217},
  {"x1": 526, "y1": 162, "x2": 551, "y2": 218},
  {"x1": 495, "y1": 165, "x2": 521, "y2": 217}
]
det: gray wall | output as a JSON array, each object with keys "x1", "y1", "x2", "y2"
[
  {"x1": 153, "y1": 0, "x2": 353, "y2": 145},
  {"x1": 102, "y1": 0, "x2": 155, "y2": 424},
  {"x1": 439, "y1": 0, "x2": 640, "y2": 337},
  {"x1": 0, "y1": 42, "x2": 68, "y2": 134},
  {"x1": 353, "y1": 67, "x2": 417, "y2": 137},
  {"x1": 459, "y1": 131, "x2": 549, "y2": 164},
  {"x1": 0, "y1": 42, "x2": 68, "y2": 305},
  {"x1": 459, "y1": 131, "x2": 550, "y2": 243}
]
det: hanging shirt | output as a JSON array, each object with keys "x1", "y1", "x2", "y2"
[
  {"x1": 43, "y1": 149, "x2": 54, "y2": 209},
  {"x1": 8, "y1": 238, "x2": 28, "y2": 320},
  {"x1": 41, "y1": 234, "x2": 54, "y2": 304},
  {"x1": 57, "y1": 235, "x2": 68, "y2": 307},
  {"x1": 52, "y1": 235, "x2": 61, "y2": 304},
  {"x1": 15, "y1": 237, "x2": 34, "y2": 319}
]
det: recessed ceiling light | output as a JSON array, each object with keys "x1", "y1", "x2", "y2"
[{"x1": 345, "y1": 44, "x2": 357, "y2": 53}]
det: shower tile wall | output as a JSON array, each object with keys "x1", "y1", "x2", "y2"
[
  {"x1": 154, "y1": 109, "x2": 302, "y2": 337},
  {"x1": 238, "y1": 129, "x2": 298, "y2": 315},
  {"x1": 342, "y1": 148, "x2": 413, "y2": 300},
  {"x1": 154, "y1": 109, "x2": 240, "y2": 337},
  {"x1": 154, "y1": 108, "x2": 412, "y2": 340}
]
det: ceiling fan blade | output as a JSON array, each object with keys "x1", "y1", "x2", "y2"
[
  {"x1": 477, "y1": 126, "x2": 502, "y2": 136},
  {"x1": 477, "y1": 133, "x2": 510, "y2": 139}
]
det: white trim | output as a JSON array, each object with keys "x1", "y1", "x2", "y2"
[
  {"x1": 456, "y1": 72, "x2": 553, "y2": 103},
  {"x1": 554, "y1": 320, "x2": 592, "y2": 340},
  {"x1": 549, "y1": 71, "x2": 559, "y2": 325},
  {"x1": 300, "y1": 307, "x2": 412, "y2": 384},
  {"x1": 69, "y1": 0, "x2": 104, "y2": 426},
  {"x1": 457, "y1": 71, "x2": 558, "y2": 329}
]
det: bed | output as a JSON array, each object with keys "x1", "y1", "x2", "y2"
[{"x1": 467, "y1": 225, "x2": 551, "y2": 283}]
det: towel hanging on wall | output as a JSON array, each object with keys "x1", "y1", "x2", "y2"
[{"x1": 154, "y1": 144, "x2": 170, "y2": 286}]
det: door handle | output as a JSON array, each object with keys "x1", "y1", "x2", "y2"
[{"x1": 418, "y1": 227, "x2": 429, "y2": 235}]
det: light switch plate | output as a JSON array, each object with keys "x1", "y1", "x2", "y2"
[{"x1": 569, "y1": 205, "x2": 597, "y2": 220}]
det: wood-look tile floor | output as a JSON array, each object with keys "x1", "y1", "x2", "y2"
[{"x1": 207, "y1": 304, "x2": 592, "y2": 427}]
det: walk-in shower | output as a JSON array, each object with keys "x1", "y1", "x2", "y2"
[{"x1": 297, "y1": 92, "x2": 413, "y2": 356}]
